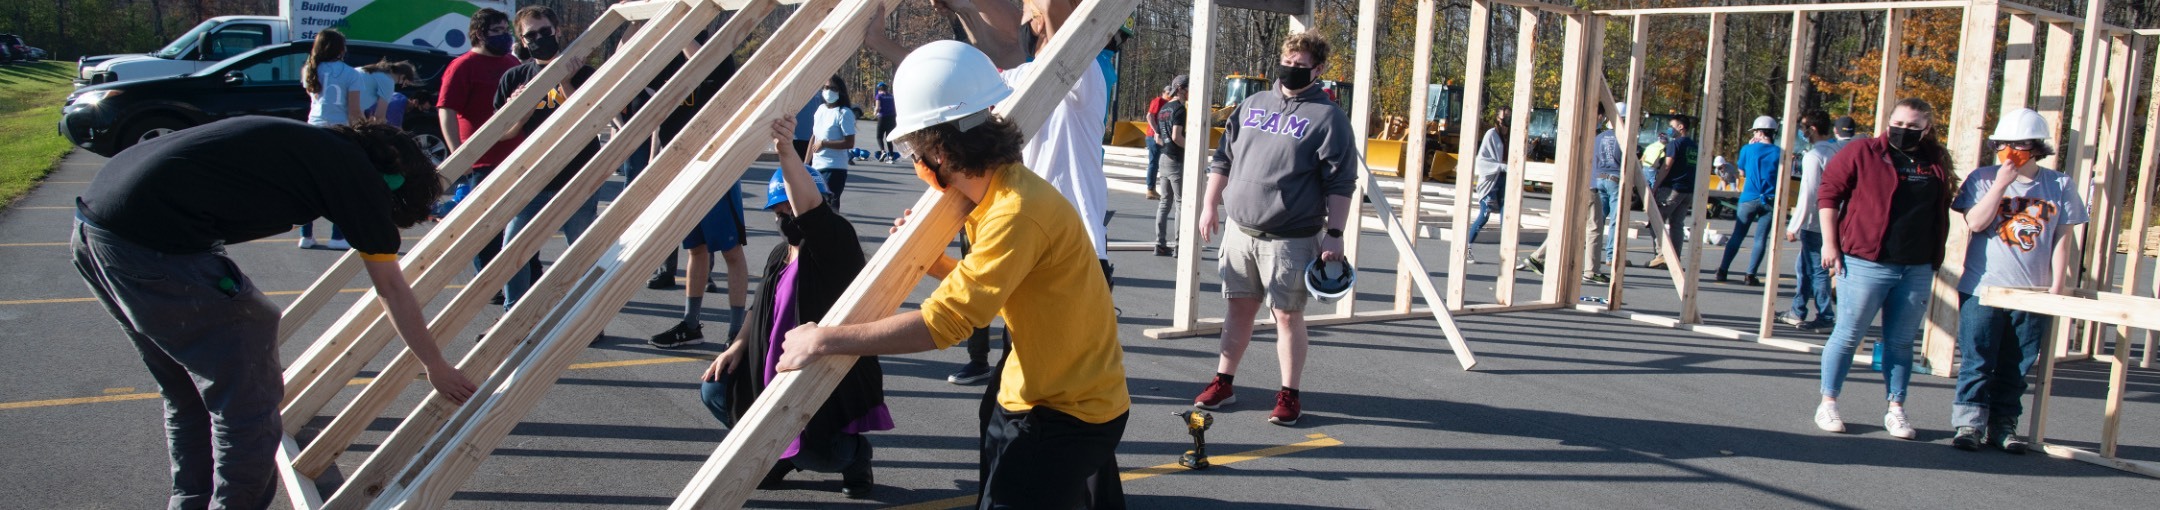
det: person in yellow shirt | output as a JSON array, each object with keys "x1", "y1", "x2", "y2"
[{"x1": 773, "y1": 40, "x2": 1129, "y2": 509}]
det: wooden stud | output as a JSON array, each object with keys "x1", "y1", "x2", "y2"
[
  {"x1": 1759, "y1": 11, "x2": 1815, "y2": 339},
  {"x1": 2037, "y1": 21, "x2": 2076, "y2": 170},
  {"x1": 2088, "y1": 36, "x2": 2142, "y2": 356},
  {"x1": 668, "y1": 0, "x2": 1143, "y2": 507},
  {"x1": 1336, "y1": 0, "x2": 1381, "y2": 318},
  {"x1": 1919, "y1": 0, "x2": 2001, "y2": 378},
  {"x1": 1496, "y1": 6, "x2": 1537, "y2": 305},
  {"x1": 1874, "y1": 8, "x2": 1904, "y2": 135},
  {"x1": 1680, "y1": 13, "x2": 1726, "y2": 325},
  {"x1": 1605, "y1": 15, "x2": 1647, "y2": 311},
  {"x1": 2111, "y1": 37, "x2": 2155, "y2": 351},
  {"x1": 1537, "y1": 13, "x2": 1593, "y2": 304},
  {"x1": 1164, "y1": 0, "x2": 1217, "y2": 336},
  {"x1": 1445, "y1": 0, "x2": 1492, "y2": 307},
  {"x1": 2002, "y1": 13, "x2": 2039, "y2": 112},
  {"x1": 1353, "y1": 165, "x2": 1479, "y2": 370},
  {"x1": 1593, "y1": 1, "x2": 1969, "y2": 17},
  {"x1": 1287, "y1": 0, "x2": 1318, "y2": 32},
  {"x1": 288, "y1": 0, "x2": 778, "y2": 477},
  {"x1": 278, "y1": 0, "x2": 696, "y2": 431},
  {"x1": 2140, "y1": 41, "x2": 2160, "y2": 369},
  {"x1": 316, "y1": 2, "x2": 826, "y2": 506},
  {"x1": 277, "y1": 255, "x2": 361, "y2": 345},
  {"x1": 1396, "y1": 0, "x2": 1437, "y2": 312}
]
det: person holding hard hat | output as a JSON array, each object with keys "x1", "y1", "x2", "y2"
[
  {"x1": 774, "y1": 40, "x2": 1129, "y2": 509},
  {"x1": 1945, "y1": 107, "x2": 2085, "y2": 453},
  {"x1": 1715, "y1": 115, "x2": 1784, "y2": 286}
]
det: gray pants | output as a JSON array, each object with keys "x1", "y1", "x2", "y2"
[
  {"x1": 1153, "y1": 155, "x2": 1184, "y2": 247},
  {"x1": 72, "y1": 218, "x2": 282, "y2": 510}
]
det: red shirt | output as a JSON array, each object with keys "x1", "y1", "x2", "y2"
[
  {"x1": 1816, "y1": 136, "x2": 1953, "y2": 265},
  {"x1": 437, "y1": 51, "x2": 521, "y2": 169},
  {"x1": 1144, "y1": 96, "x2": 1167, "y2": 136}
]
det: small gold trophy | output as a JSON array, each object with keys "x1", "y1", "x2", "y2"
[{"x1": 1177, "y1": 410, "x2": 1214, "y2": 469}]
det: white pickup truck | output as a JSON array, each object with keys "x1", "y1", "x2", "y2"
[{"x1": 78, "y1": 0, "x2": 509, "y2": 87}]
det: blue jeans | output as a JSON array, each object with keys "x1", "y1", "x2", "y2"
[
  {"x1": 503, "y1": 187, "x2": 599, "y2": 309},
  {"x1": 1591, "y1": 177, "x2": 1620, "y2": 264},
  {"x1": 1790, "y1": 230, "x2": 1835, "y2": 321},
  {"x1": 1466, "y1": 178, "x2": 1506, "y2": 245},
  {"x1": 1144, "y1": 137, "x2": 1161, "y2": 190},
  {"x1": 1717, "y1": 200, "x2": 1773, "y2": 278},
  {"x1": 1820, "y1": 257, "x2": 1932, "y2": 403},
  {"x1": 1952, "y1": 293, "x2": 2049, "y2": 429}
]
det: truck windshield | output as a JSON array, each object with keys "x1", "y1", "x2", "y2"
[{"x1": 155, "y1": 20, "x2": 219, "y2": 59}]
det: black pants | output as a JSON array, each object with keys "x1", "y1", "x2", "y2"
[
  {"x1": 876, "y1": 116, "x2": 896, "y2": 154},
  {"x1": 978, "y1": 351, "x2": 1126, "y2": 509},
  {"x1": 1654, "y1": 187, "x2": 1693, "y2": 258}
]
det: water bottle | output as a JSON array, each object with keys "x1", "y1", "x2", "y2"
[{"x1": 1870, "y1": 340, "x2": 1884, "y2": 372}]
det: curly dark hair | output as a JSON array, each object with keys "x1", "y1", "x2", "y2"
[
  {"x1": 898, "y1": 113, "x2": 1025, "y2": 178},
  {"x1": 327, "y1": 119, "x2": 446, "y2": 228},
  {"x1": 469, "y1": 8, "x2": 509, "y2": 48}
]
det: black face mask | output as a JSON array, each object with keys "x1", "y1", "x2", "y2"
[
  {"x1": 526, "y1": 35, "x2": 561, "y2": 61},
  {"x1": 1276, "y1": 64, "x2": 1314, "y2": 91},
  {"x1": 1885, "y1": 126, "x2": 1926, "y2": 152},
  {"x1": 775, "y1": 212, "x2": 803, "y2": 245}
]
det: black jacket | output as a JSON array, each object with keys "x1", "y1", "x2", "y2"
[{"x1": 722, "y1": 203, "x2": 884, "y2": 438}]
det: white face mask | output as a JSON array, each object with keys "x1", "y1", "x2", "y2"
[{"x1": 821, "y1": 90, "x2": 840, "y2": 104}]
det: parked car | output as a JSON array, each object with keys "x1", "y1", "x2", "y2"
[{"x1": 60, "y1": 40, "x2": 452, "y2": 159}]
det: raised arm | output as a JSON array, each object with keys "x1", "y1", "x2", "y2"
[{"x1": 770, "y1": 116, "x2": 826, "y2": 215}]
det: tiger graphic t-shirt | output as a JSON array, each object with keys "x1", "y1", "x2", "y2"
[{"x1": 1953, "y1": 165, "x2": 2089, "y2": 294}]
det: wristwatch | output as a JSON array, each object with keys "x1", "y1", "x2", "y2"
[{"x1": 1325, "y1": 228, "x2": 1343, "y2": 238}]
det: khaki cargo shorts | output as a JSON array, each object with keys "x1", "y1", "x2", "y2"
[{"x1": 1218, "y1": 226, "x2": 1319, "y2": 312}]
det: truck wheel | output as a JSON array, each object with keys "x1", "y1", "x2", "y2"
[{"x1": 118, "y1": 116, "x2": 189, "y2": 153}]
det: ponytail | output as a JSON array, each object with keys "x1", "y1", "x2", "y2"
[{"x1": 304, "y1": 29, "x2": 349, "y2": 95}]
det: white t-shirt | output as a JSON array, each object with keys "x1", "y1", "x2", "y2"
[
  {"x1": 306, "y1": 62, "x2": 368, "y2": 127},
  {"x1": 810, "y1": 103, "x2": 855, "y2": 170},
  {"x1": 1000, "y1": 61, "x2": 1110, "y2": 259},
  {"x1": 357, "y1": 71, "x2": 396, "y2": 117}
]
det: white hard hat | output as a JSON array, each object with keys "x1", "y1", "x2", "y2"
[
  {"x1": 1305, "y1": 259, "x2": 1356, "y2": 305},
  {"x1": 885, "y1": 40, "x2": 1013, "y2": 143},
  {"x1": 1714, "y1": 155, "x2": 1727, "y2": 166},
  {"x1": 1614, "y1": 101, "x2": 1628, "y2": 118},
  {"x1": 1989, "y1": 107, "x2": 2050, "y2": 141},
  {"x1": 1751, "y1": 115, "x2": 1778, "y2": 131}
]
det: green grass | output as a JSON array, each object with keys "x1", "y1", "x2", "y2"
[{"x1": 0, "y1": 61, "x2": 75, "y2": 207}]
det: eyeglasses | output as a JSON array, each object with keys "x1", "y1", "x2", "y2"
[
  {"x1": 522, "y1": 28, "x2": 555, "y2": 41},
  {"x1": 893, "y1": 140, "x2": 916, "y2": 160}
]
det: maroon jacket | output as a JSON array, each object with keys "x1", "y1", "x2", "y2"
[{"x1": 1816, "y1": 136, "x2": 1953, "y2": 265}]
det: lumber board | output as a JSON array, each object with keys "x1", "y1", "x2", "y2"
[
  {"x1": 1605, "y1": 15, "x2": 1646, "y2": 311},
  {"x1": 1978, "y1": 287, "x2": 2160, "y2": 331},
  {"x1": 278, "y1": 252, "x2": 362, "y2": 344},
  {"x1": 2141, "y1": 46, "x2": 2160, "y2": 369},
  {"x1": 1170, "y1": 0, "x2": 1218, "y2": 332},
  {"x1": 670, "y1": 0, "x2": 1143, "y2": 507},
  {"x1": 279, "y1": 0, "x2": 692, "y2": 431},
  {"x1": 1496, "y1": 6, "x2": 1536, "y2": 305},
  {"x1": 289, "y1": 0, "x2": 777, "y2": 477},
  {"x1": 1918, "y1": 0, "x2": 2001, "y2": 377},
  {"x1": 274, "y1": 9, "x2": 630, "y2": 350},
  {"x1": 1396, "y1": 0, "x2": 1435, "y2": 312},
  {"x1": 277, "y1": 435, "x2": 325, "y2": 510},
  {"x1": 1680, "y1": 13, "x2": 1725, "y2": 324},
  {"x1": 1873, "y1": 8, "x2": 1903, "y2": 137},
  {"x1": 1593, "y1": 1, "x2": 1966, "y2": 17},
  {"x1": 1337, "y1": 0, "x2": 1379, "y2": 317},
  {"x1": 2001, "y1": 13, "x2": 2038, "y2": 112},
  {"x1": 1357, "y1": 162, "x2": 1479, "y2": 370},
  {"x1": 360, "y1": 0, "x2": 855, "y2": 505},
  {"x1": 2038, "y1": 443, "x2": 2160, "y2": 479},
  {"x1": 318, "y1": 2, "x2": 819, "y2": 506},
  {"x1": 2037, "y1": 21, "x2": 2075, "y2": 170},
  {"x1": 1538, "y1": 13, "x2": 1592, "y2": 304},
  {"x1": 1759, "y1": 11, "x2": 1813, "y2": 339},
  {"x1": 1445, "y1": 0, "x2": 1492, "y2": 307},
  {"x1": 2110, "y1": 37, "x2": 2154, "y2": 349},
  {"x1": 1219, "y1": 0, "x2": 1305, "y2": 16}
]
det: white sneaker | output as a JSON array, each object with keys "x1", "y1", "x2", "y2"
[
  {"x1": 297, "y1": 236, "x2": 317, "y2": 249},
  {"x1": 1464, "y1": 255, "x2": 1479, "y2": 265},
  {"x1": 1884, "y1": 408, "x2": 1917, "y2": 440},
  {"x1": 324, "y1": 238, "x2": 351, "y2": 251},
  {"x1": 1814, "y1": 401, "x2": 1845, "y2": 433}
]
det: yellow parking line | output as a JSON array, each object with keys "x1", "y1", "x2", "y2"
[
  {"x1": 884, "y1": 434, "x2": 1346, "y2": 510},
  {"x1": 0, "y1": 344, "x2": 695, "y2": 412}
]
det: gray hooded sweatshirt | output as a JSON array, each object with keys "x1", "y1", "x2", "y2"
[{"x1": 1209, "y1": 85, "x2": 1359, "y2": 236}]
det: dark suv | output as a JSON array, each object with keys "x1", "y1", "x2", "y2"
[{"x1": 60, "y1": 40, "x2": 453, "y2": 159}]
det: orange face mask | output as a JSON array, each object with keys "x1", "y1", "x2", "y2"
[
  {"x1": 914, "y1": 159, "x2": 946, "y2": 192},
  {"x1": 1997, "y1": 146, "x2": 2033, "y2": 169}
]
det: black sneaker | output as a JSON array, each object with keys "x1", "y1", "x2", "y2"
[
  {"x1": 489, "y1": 291, "x2": 505, "y2": 305},
  {"x1": 947, "y1": 361, "x2": 994, "y2": 385},
  {"x1": 647, "y1": 322, "x2": 704, "y2": 349},
  {"x1": 1952, "y1": 426, "x2": 1983, "y2": 451},
  {"x1": 840, "y1": 438, "x2": 874, "y2": 499},
  {"x1": 759, "y1": 459, "x2": 794, "y2": 489},
  {"x1": 1517, "y1": 258, "x2": 1545, "y2": 275},
  {"x1": 1989, "y1": 423, "x2": 2029, "y2": 454},
  {"x1": 646, "y1": 270, "x2": 678, "y2": 290},
  {"x1": 1800, "y1": 318, "x2": 1835, "y2": 333},
  {"x1": 1154, "y1": 245, "x2": 1173, "y2": 257},
  {"x1": 705, "y1": 279, "x2": 722, "y2": 294},
  {"x1": 1744, "y1": 275, "x2": 1762, "y2": 286}
]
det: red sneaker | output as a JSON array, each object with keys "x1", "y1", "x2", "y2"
[
  {"x1": 1268, "y1": 390, "x2": 1301, "y2": 426},
  {"x1": 1194, "y1": 377, "x2": 1236, "y2": 410}
]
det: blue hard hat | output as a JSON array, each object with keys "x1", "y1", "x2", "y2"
[{"x1": 764, "y1": 168, "x2": 832, "y2": 210}]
